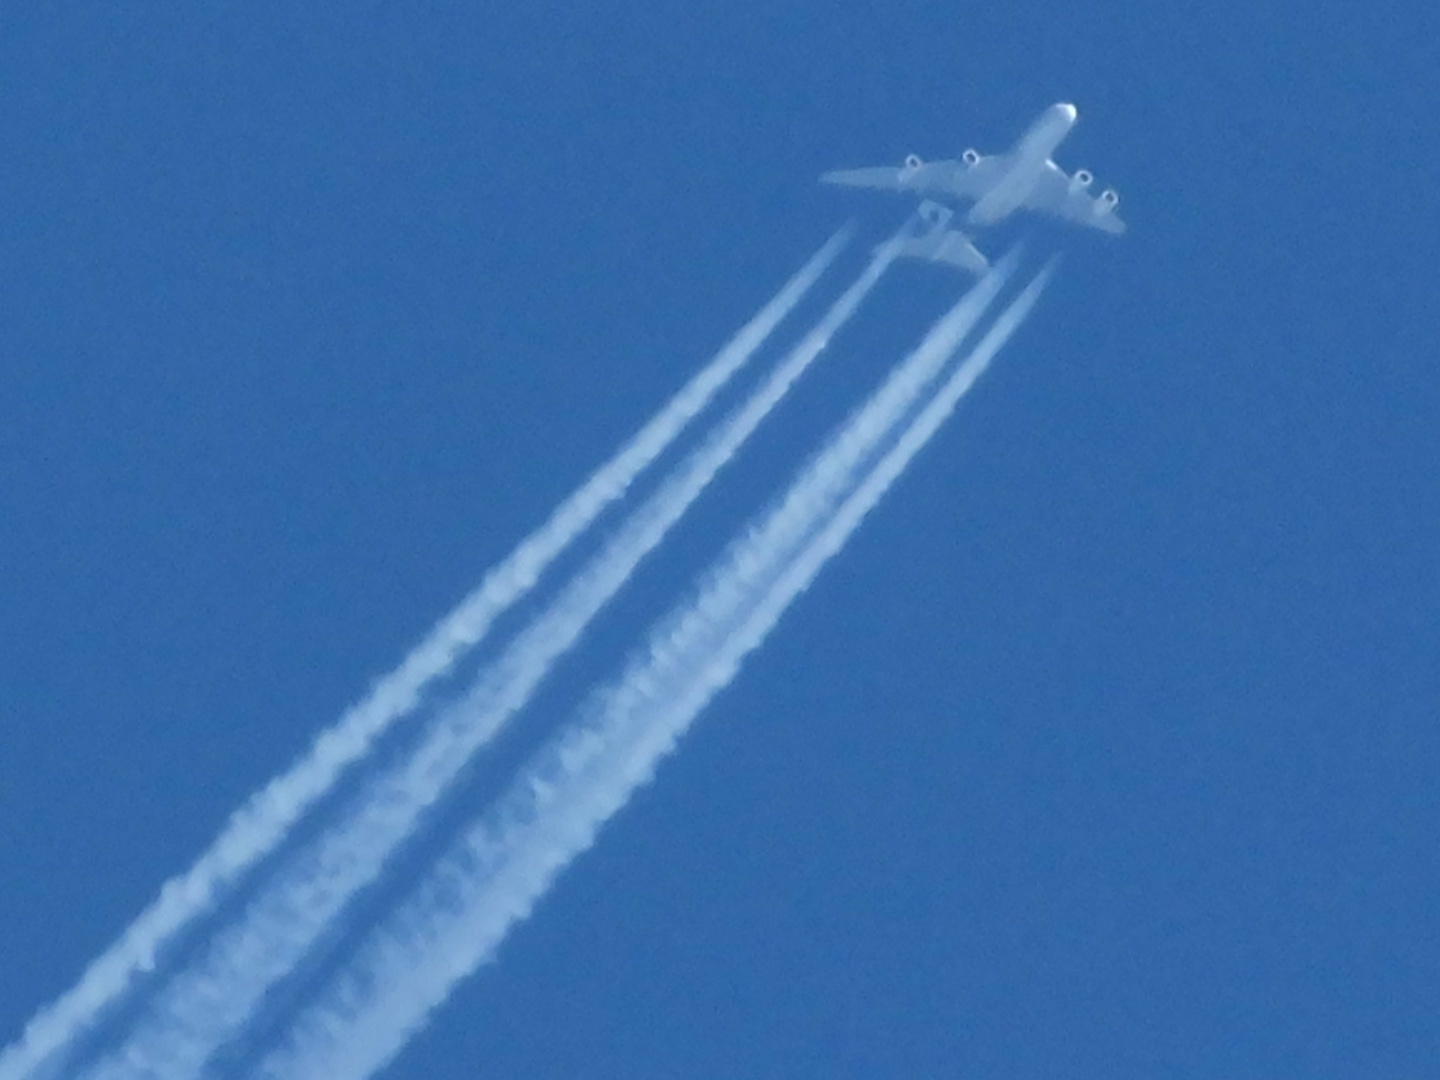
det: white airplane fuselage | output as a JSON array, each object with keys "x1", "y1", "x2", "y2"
[{"x1": 966, "y1": 102, "x2": 1077, "y2": 226}]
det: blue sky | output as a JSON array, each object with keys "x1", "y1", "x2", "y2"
[{"x1": 2, "y1": 3, "x2": 1437, "y2": 1078}]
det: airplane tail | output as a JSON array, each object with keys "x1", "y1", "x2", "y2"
[
  {"x1": 882, "y1": 201, "x2": 989, "y2": 276},
  {"x1": 885, "y1": 233, "x2": 989, "y2": 276}
]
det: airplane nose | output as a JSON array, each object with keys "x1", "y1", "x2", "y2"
[{"x1": 1056, "y1": 102, "x2": 1078, "y2": 122}]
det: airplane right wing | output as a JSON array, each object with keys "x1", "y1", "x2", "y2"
[{"x1": 1023, "y1": 161, "x2": 1127, "y2": 234}]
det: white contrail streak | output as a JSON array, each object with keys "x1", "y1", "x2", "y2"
[
  {"x1": 254, "y1": 259, "x2": 1051, "y2": 1080},
  {"x1": 78, "y1": 235, "x2": 897, "y2": 1080},
  {"x1": 0, "y1": 230, "x2": 848, "y2": 1080}
]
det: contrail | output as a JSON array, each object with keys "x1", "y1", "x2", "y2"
[
  {"x1": 0, "y1": 230, "x2": 849, "y2": 1080},
  {"x1": 77, "y1": 234, "x2": 900, "y2": 1080},
  {"x1": 252, "y1": 259, "x2": 1052, "y2": 1080}
]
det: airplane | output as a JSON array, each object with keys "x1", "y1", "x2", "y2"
[{"x1": 822, "y1": 102, "x2": 1126, "y2": 236}]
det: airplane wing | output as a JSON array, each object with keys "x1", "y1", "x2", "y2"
[
  {"x1": 821, "y1": 154, "x2": 1008, "y2": 202},
  {"x1": 1023, "y1": 161, "x2": 1127, "y2": 234},
  {"x1": 823, "y1": 153, "x2": 1126, "y2": 235}
]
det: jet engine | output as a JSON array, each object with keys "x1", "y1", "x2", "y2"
[
  {"x1": 961, "y1": 148, "x2": 981, "y2": 167},
  {"x1": 1099, "y1": 189, "x2": 1120, "y2": 211},
  {"x1": 1070, "y1": 169, "x2": 1093, "y2": 191},
  {"x1": 903, "y1": 153, "x2": 924, "y2": 172}
]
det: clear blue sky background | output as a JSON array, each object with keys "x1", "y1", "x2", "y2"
[{"x1": 2, "y1": 3, "x2": 1437, "y2": 1078}]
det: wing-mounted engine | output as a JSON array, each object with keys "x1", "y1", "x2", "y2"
[
  {"x1": 903, "y1": 153, "x2": 924, "y2": 173},
  {"x1": 961, "y1": 148, "x2": 981, "y2": 167},
  {"x1": 1097, "y1": 189, "x2": 1120, "y2": 213},
  {"x1": 1069, "y1": 168, "x2": 1094, "y2": 192}
]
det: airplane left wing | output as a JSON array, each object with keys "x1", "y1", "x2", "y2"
[
  {"x1": 822, "y1": 153, "x2": 1007, "y2": 202},
  {"x1": 1023, "y1": 161, "x2": 1127, "y2": 234}
]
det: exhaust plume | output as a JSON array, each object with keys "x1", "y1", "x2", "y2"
[
  {"x1": 79, "y1": 232, "x2": 893, "y2": 1080},
  {"x1": 0, "y1": 230, "x2": 851, "y2": 1080},
  {"x1": 254, "y1": 260, "x2": 1051, "y2": 1080}
]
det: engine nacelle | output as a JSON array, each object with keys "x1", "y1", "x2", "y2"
[
  {"x1": 1098, "y1": 189, "x2": 1120, "y2": 212},
  {"x1": 1070, "y1": 169, "x2": 1093, "y2": 191},
  {"x1": 903, "y1": 153, "x2": 924, "y2": 172},
  {"x1": 961, "y1": 148, "x2": 981, "y2": 167}
]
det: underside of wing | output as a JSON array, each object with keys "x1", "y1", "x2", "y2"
[
  {"x1": 942, "y1": 153, "x2": 1008, "y2": 200},
  {"x1": 822, "y1": 154, "x2": 998, "y2": 201},
  {"x1": 1025, "y1": 161, "x2": 1127, "y2": 234},
  {"x1": 820, "y1": 165, "x2": 916, "y2": 192},
  {"x1": 909, "y1": 153, "x2": 1010, "y2": 202}
]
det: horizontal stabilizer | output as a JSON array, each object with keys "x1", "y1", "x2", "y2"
[
  {"x1": 887, "y1": 231, "x2": 989, "y2": 277},
  {"x1": 884, "y1": 202, "x2": 989, "y2": 276}
]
